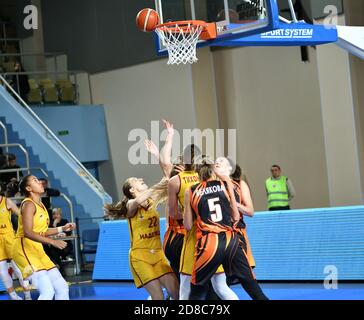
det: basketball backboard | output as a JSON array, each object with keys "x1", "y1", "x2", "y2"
[{"x1": 155, "y1": 0, "x2": 280, "y2": 55}]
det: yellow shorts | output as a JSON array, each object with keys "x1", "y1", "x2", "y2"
[
  {"x1": 180, "y1": 224, "x2": 224, "y2": 275},
  {"x1": 129, "y1": 248, "x2": 173, "y2": 289},
  {"x1": 0, "y1": 231, "x2": 15, "y2": 261},
  {"x1": 12, "y1": 237, "x2": 56, "y2": 279}
]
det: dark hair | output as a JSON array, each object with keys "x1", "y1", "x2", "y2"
[
  {"x1": 271, "y1": 165, "x2": 281, "y2": 170},
  {"x1": 183, "y1": 144, "x2": 201, "y2": 171},
  {"x1": 231, "y1": 164, "x2": 242, "y2": 182},
  {"x1": 195, "y1": 156, "x2": 214, "y2": 181},
  {"x1": 18, "y1": 174, "x2": 32, "y2": 197},
  {"x1": 5, "y1": 180, "x2": 19, "y2": 197},
  {"x1": 7, "y1": 153, "x2": 16, "y2": 161},
  {"x1": 104, "y1": 179, "x2": 134, "y2": 220}
]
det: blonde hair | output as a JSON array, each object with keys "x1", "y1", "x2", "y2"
[{"x1": 52, "y1": 207, "x2": 62, "y2": 216}]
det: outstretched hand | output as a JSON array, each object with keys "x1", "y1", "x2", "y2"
[
  {"x1": 144, "y1": 139, "x2": 160, "y2": 158},
  {"x1": 162, "y1": 119, "x2": 174, "y2": 136}
]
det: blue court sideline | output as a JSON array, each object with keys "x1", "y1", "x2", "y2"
[{"x1": 1, "y1": 282, "x2": 363, "y2": 300}]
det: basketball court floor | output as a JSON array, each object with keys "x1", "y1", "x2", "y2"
[{"x1": 1, "y1": 280, "x2": 363, "y2": 300}]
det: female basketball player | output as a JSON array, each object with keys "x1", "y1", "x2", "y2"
[
  {"x1": 214, "y1": 157, "x2": 256, "y2": 268},
  {"x1": 0, "y1": 194, "x2": 32, "y2": 300},
  {"x1": 104, "y1": 176, "x2": 179, "y2": 300},
  {"x1": 184, "y1": 158, "x2": 268, "y2": 300},
  {"x1": 144, "y1": 119, "x2": 186, "y2": 281},
  {"x1": 12, "y1": 175, "x2": 75, "y2": 300}
]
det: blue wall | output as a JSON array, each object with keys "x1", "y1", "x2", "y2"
[
  {"x1": 93, "y1": 206, "x2": 364, "y2": 281},
  {"x1": 32, "y1": 105, "x2": 109, "y2": 163}
]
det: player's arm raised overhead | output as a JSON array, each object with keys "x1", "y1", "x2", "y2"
[
  {"x1": 127, "y1": 177, "x2": 167, "y2": 218},
  {"x1": 167, "y1": 175, "x2": 180, "y2": 219},
  {"x1": 159, "y1": 119, "x2": 174, "y2": 177},
  {"x1": 183, "y1": 188, "x2": 193, "y2": 231}
]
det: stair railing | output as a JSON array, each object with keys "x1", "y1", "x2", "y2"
[{"x1": 0, "y1": 74, "x2": 106, "y2": 197}]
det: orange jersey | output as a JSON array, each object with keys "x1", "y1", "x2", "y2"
[{"x1": 190, "y1": 180, "x2": 234, "y2": 236}]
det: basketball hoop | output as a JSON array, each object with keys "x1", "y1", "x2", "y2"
[{"x1": 155, "y1": 20, "x2": 217, "y2": 65}]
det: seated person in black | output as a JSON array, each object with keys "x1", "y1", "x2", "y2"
[{"x1": 44, "y1": 208, "x2": 74, "y2": 275}]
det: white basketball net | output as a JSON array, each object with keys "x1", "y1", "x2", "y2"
[{"x1": 155, "y1": 23, "x2": 203, "y2": 65}]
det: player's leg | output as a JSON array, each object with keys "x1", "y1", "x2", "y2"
[
  {"x1": 179, "y1": 273, "x2": 191, "y2": 300},
  {"x1": 159, "y1": 272, "x2": 179, "y2": 300},
  {"x1": 9, "y1": 260, "x2": 32, "y2": 300},
  {"x1": 189, "y1": 233, "x2": 227, "y2": 300},
  {"x1": 224, "y1": 233, "x2": 268, "y2": 300},
  {"x1": 0, "y1": 259, "x2": 22, "y2": 300},
  {"x1": 143, "y1": 279, "x2": 165, "y2": 300},
  {"x1": 47, "y1": 267, "x2": 69, "y2": 300},
  {"x1": 29, "y1": 270, "x2": 55, "y2": 300},
  {"x1": 210, "y1": 273, "x2": 239, "y2": 300}
]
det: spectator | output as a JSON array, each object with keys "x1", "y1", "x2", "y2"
[
  {"x1": 39, "y1": 178, "x2": 61, "y2": 215},
  {"x1": 43, "y1": 208, "x2": 74, "y2": 276},
  {"x1": 0, "y1": 153, "x2": 23, "y2": 185},
  {"x1": 10, "y1": 61, "x2": 30, "y2": 103},
  {"x1": 265, "y1": 164, "x2": 295, "y2": 211},
  {"x1": 0, "y1": 147, "x2": 6, "y2": 168}
]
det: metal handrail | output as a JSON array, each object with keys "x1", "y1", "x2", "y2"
[
  {"x1": 0, "y1": 167, "x2": 49, "y2": 181},
  {"x1": 1, "y1": 71, "x2": 93, "y2": 104},
  {"x1": 0, "y1": 75, "x2": 104, "y2": 194},
  {"x1": 60, "y1": 193, "x2": 80, "y2": 275},
  {"x1": 73, "y1": 216, "x2": 105, "y2": 221},
  {"x1": 1, "y1": 70, "x2": 87, "y2": 76},
  {"x1": 0, "y1": 52, "x2": 66, "y2": 57},
  {"x1": 0, "y1": 121, "x2": 8, "y2": 153},
  {"x1": 0, "y1": 143, "x2": 30, "y2": 175}
]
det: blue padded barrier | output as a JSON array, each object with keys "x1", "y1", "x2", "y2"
[{"x1": 93, "y1": 206, "x2": 364, "y2": 281}]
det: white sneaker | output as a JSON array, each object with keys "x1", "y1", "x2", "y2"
[{"x1": 10, "y1": 294, "x2": 23, "y2": 300}]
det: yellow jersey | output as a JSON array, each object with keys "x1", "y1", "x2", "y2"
[
  {"x1": 16, "y1": 198, "x2": 49, "y2": 238},
  {"x1": 128, "y1": 201, "x2": 162, "y2": 251},
  {"x1": 0, "y1": 196, "x2": 13, "y2": 235},
  {"x1": 177, "y1": 171, "x2": 199, "y2": 212}
]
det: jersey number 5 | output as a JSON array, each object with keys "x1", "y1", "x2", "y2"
[{"x1": 208, "y1": 198, "x2": 223, "y2": 222}]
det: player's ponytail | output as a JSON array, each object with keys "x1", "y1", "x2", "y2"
[
  {"x1": 104, "y1": 179, "x2": 134, "y2": 220},
  {"x1": 104, "y1": 198, "x2": 129, "y2": 220}
]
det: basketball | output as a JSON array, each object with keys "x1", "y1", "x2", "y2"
[{"x1": 136, "y1": 8, "x2": 160, "y2": 32}]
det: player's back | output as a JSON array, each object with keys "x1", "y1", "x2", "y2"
[{"x1": 190, "y1": 180, "x2": 233, "y2": 234}]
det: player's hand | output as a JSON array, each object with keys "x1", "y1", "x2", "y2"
[
  {"x1": 62, "y1": 223, "x2": 76, "y2": 232},
  {"x1": 55, "y1": 232, "x2": 67, "y2": 238},
  {"x1": 144, "y1": 139, "x2": 160, "y2": 158},
  {"x1": 174, "y1": 164, "x2": 185, "y2": 173},
  {"x1": 51, "y1": 239, "x2": 67, "y2": 250},
  {"x1": 162, "y1": 119, "x2": 174, "y2": 136}
]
